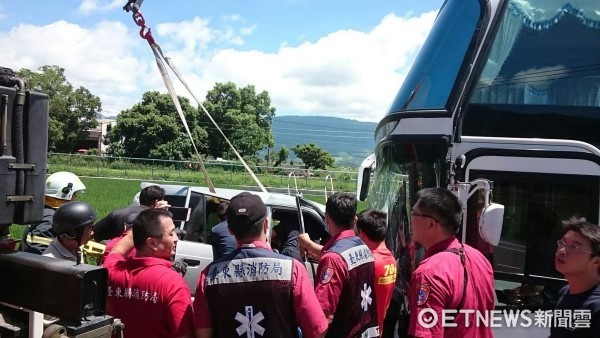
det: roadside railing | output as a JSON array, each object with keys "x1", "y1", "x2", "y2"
[{"x1": 48, "y1": 153, "x2": 358, "y2": 196}]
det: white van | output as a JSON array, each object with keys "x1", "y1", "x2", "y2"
[{"x1": 134, "y1": 182, "x2": 330, "y2": 293}]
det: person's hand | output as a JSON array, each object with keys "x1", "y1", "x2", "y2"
[
  {"x1": 298, "y1": 233, "x2": 322, "y2": 260},
  {"x1": 155, "y1": 200, "x2": 170, "y2": 209},
  {"x1": 298, "y1": 233, "x2": 313, "y2": 249},
  {"x1": 171, "y1": 258, "x2": 188, "y2": 277}
]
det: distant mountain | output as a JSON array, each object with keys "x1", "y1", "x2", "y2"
[{"x1": 271, "y1": 115, "x2": 376, "y2": 167}]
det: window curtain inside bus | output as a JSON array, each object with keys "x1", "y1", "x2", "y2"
[{"x1": 478, "y1": 0, "x2": 600, "y2": 100}]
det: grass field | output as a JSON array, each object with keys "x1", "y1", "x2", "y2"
[
  {"x1": 11, "y1": 176, "x2": 368, "y2": 239},
  {"x1": 49, "y1": 153, "x2": 359, "y2": 193}
]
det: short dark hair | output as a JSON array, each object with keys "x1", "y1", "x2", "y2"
[
  {"x1": 357, "y1": 209, "x2": 388, "y2": 242},
  {"x1": 217, "y1": 201, "x2": 229, "y2": 221},
  {"x1": 132, "y1": 208, "x2": 173, "y2": 249},
  {"x1": 562, "y1": 217, "x2": 600, "y2": 257},
  {"x1": 415, "y1": 188, "x2": 462, "y2": 233},
  {"x1": 326, "y1": 192, "x2": 357, "y2": 229},
  {"x1": 226, "y1": 192, "x2": 267, "y2": 240},
  {"x1": 229, "y1": 216, "x2": 264, "y2": 241},
  {"x1": 139, "y1": 185, "x2": 165, "y2": 207}
]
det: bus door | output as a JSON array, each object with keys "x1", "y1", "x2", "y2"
[{"x1": 461, "y1": 154, "x2": 600, "y2": 308}]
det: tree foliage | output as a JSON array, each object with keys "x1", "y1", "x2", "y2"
[
  {"x1": 105, "y1": 91, "x2": 207, "y2": 160},
  {"x1": 292, "y1": 143, "x2": 335, "y2": 169},
  {"x1": 202, "y1": 82, "x2": 275, "y2": 160},
  {"x1": 274, "y1": 146, "x2": 289, "y2": 167},
  {"x1": 17, "y1": 65, "x2": 100, "y2": 152}
]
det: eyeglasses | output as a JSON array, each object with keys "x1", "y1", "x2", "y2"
[
  {"x1": 411, "y1": 210, "x2": 439, "y2": 223},
  {"x1": 556, "y1": 240, "x2": 594, "y2": 255}
]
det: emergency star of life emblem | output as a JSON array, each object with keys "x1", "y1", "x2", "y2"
[
  {"x1": 361, "y1": 283, "x2": 373, "y2": 311},
  {"x1": 235, "y1": 305, "x2": 265, "y2": 338}
]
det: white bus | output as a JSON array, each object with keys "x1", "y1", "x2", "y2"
[{"x1": 359, "y1": 0, "x2": 600, "y2": 319}]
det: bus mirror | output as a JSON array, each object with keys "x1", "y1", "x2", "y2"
[
  {"x1": 479, "y1": 203, "x2": 504, "y2": 246},
  {"x1": 357, "y1": 167, "x2": 372, "y2": 201},
  {"x1": 357, "y1": 154, "x2": 376, "y2": 201}
]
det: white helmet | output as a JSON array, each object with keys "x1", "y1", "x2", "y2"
[{"x1": 45, "y1": 172, "x2": 86, "y2": 201}]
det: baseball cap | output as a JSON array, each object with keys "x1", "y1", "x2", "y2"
[{"x1": 226, "y1": 192, "x2": 267, "y2": 227}]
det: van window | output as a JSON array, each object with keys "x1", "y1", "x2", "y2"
[{"x1": 184, "y1": 192, "x2": 206, "y2": 242}]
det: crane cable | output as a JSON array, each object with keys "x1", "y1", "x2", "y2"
[{"x1": 123, "y1": 0, "x2": 267, "y2": 193}]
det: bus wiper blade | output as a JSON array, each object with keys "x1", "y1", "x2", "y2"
[{"x1": 401, "y1": 79, "x2": 423, "y2": 111}]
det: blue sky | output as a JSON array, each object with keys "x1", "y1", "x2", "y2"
[{"x1": 0, "y1": 0, "x2": 443, "y2": 121}]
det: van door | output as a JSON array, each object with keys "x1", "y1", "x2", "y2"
[
  {"x1": 140, "y1": 182, "x2": 191, "y2": 231},
  {"x1": 295, "y1": 196, "x2": 330, "y2": 283}
]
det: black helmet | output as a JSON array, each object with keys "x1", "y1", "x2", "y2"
[{"x1": 52, "y1": 201, "x2": 96, "y2": 235}]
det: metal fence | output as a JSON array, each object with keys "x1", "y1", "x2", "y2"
[{"x1": 48, "y1": 153, "x2": 359, "y2": 197}]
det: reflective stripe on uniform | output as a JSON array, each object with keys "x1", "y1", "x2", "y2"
[
  {"x1": 361, "y1": 326, "x2": 380, "y2": 338},
  {"x1": 27, "y1": 235, "x2": 53, "y2": 246},
  {"x1": 205, "y1": 257, "x2": 293, "y2": 285}
]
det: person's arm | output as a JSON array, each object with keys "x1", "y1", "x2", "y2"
[
  {"x1": 92, "y1": 211, "x2": 116, "y2": 242},
  {"x1": 194, "y1": 328, "x2": 213, "y2": 338},
  {"x1": 193, "y1": 268, "x2": 214, "y2": 334},
  {"x1": 291, "y1": 261, "x2": 329, "y2": 338},
  {"x1": 298, "y1": 233, "x2": 324, "y2": 260},
  {"x1": 407, "y1": 271, "x2": 448, "y2": 337},
  {"x1": 313, "y1": 254, "x2": 347, "y2": 320},
  {"x1": 166, "y1": 274, "x2": 195, "y2": 338},
  {"x1": 110, "y1": 228, "x2": 134, "y2": 256},
  {"x1": 206, "y1": 229, "x2": 217, "y2": 258}
]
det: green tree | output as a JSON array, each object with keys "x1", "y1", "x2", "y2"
[
  {"x1": 105, "y1": 91, "x2": 208, "y2": 160},
  {"x1": 274, "y1": 146, "x2": 289, "y2": 167},
  {"x1": 17, "y1": 65, "x2": 100, "y2": 152},
  {"x1": 292, "y1": 143, "x2": 335, "y2": 170},
  {"x1": 202, "y1": 82, "x2": 275, "y2": 159}
]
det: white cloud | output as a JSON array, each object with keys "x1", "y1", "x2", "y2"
[
  {"x1": 240, "y1": 24, "x2": 256, "y2": 36},
  {"x1": 157, "y1": 17, "x2": 216, "y2": 53},
  {"x1": 167, "y1": 11, "x2": 438, "y2": 122},
  {"x1": 78, "y1": 0, "x2": 122, "y2": 15},
  {"x1": 0, "y1": 20, "x2": 152, "y2": 115},
  {"x1": 0, "y1": 10, "x2": 437, "y2": 123}
]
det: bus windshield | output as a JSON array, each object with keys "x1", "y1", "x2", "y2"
[
  {"x1": 386, "y1": 0, "x2": 482, "y2": 114},
  {"x1": 369, "y1": 141, "x2": 448, "y2": 255}
]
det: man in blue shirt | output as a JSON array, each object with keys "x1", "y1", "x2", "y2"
[
  {"x1": 207, "y1": 201, "x2": 236, "y2": 260},
  {"x1": 553, "y1": 217, "x2": 600, "y2": 337}
]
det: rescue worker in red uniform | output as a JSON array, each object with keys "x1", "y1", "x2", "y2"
[
  {"x1": 408, "y1": 188, "x2": 495, "y2": 338},
  {"x1": 104, "y1": 208, "x2": 193, "y2": 338},
  {"x1": 357, "y1": 209, "x2": 397, "y2": 337},
  {"x1": 193, "y1": 192, "x2": 328, "y2": 338},
  {"x1": 300, "y1": 192, "x2": 380, "y2": 338}
]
